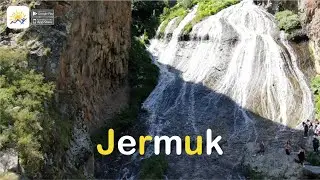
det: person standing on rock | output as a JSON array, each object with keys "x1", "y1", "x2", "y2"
[
  {"x1": 303, "y1": 122, "x2": 309, "y2": 138},
  {"x1": 285, "y1": 140, "x2": 291, "y2": 155},
  {"x1": 295, "y1": 147, "x2": 306, "y2": 166},
  {"x1": 310, "y1": 122, "x2": 314, "y2": 136},
  {"x1": 315, "y1": 121, "x2": 320, "y2": 133},
  {"x1": 307, "y1": 120, "x2": 311, "y2": 127},
  {"x1": 313, "y1": 136, "x2": 319, "y2": 152},
  {"x1": 256, "y1": 141, "x2": 265, "y2": 155}
]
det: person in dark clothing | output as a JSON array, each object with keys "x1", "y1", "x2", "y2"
[
  {"x1": 307, "y1": 120, "x2": 311, "y2": 126},
  {"x1": 310, "y1": 123, "x2": 314, "y2": 136},
  {"x1": 295, "y1": 147, "x2": 305, "y2": 166},
  {"x1": 285, "y1": 140, "x2": 291, "y2": 155},
  {"x1": 256, "y1": 141, "x2": 265, "y2": 155},
  {"x1": 304, "y1": 122, "x2": 309, "y2": 137},
  {"x1": 313, "y1": 136, "x2": 319, "y2": 152}
]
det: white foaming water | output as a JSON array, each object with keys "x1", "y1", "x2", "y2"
[{"x1": 145, "y1": 0, "x2": 313, "y2": 139}]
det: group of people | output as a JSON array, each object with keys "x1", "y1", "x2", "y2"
[
  {"x1": 303, "y1": 119, "x2": 320, "y2": 137},
  {"x1": 284, "y1": 140, "x2": 306, "y2": 165},
  {"x1": 254, "y1": 119, "x2": 320, "y2": 167},
  {"x1": 287, "y1": 119, "x2": 320, "y2": 166},
  {"x1": 302, "y1": 120, "x2": 320, "y2": 152},
  {"x1": 255, "y1": 140, "x2": 307, "y2": 166}
]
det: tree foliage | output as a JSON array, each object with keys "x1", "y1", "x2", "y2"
[
  {"x1": 132, "y1": 0, "x2": 168, "y2": 38},
  {"x1": 0, "y1": 47, "x2": 55, "y2": 177}
]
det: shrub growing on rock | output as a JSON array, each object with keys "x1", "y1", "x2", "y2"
[
  {"x1": 312, "y1": 75, "x2": 320, "y2": 120},
  {"x1": 182, "y1": 0, "x2": 239, "y2": 35},
  {"x1": 275, "y1": 10, "x2": 301, "y2": 33}
]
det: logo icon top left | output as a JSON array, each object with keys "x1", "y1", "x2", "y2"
[{"x1": 7, "y1": 6, "x2": 30, "y2": 29}]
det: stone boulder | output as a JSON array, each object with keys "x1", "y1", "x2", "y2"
[
  {"x1": 0, "y1": 149, "x2": 18, "y2": 173},
  {"x1": 303, "y1": 165, "x2": 320, "y2": 178}
]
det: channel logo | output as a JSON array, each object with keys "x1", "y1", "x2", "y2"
[{"x1": 7, "y1": 6, "x2": 30, "y2": 29}]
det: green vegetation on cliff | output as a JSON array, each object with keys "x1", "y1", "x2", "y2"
[
  {"x1": 159, "y1": 6, "x2": 188, "y2": 37},
  {"x1": 133, "y1": 0, "x2": 239, "y2": 39},
  {"x1": 183, "y1": 0, "x2": 239, "y2": 34},
  {"x1": 157, "y1": 0, "x2": 239, "y2": 37},
  {"x1": 0, "y1": 47, "x2": 54, "y2": 177},
  {"x1": 275, "y1": 10, "x2": 301, "y2": 33},
  {"x1": 106, "y1": 37, "x2": 159, "y2": 133},
  {"x1": 132, "y1": 1, "x2": 168, "y2": 39},
  {"x1": 312, "y1": 75, "x2": 320, "y2": 119}
]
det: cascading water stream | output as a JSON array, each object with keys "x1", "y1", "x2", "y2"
[{"x1": 145, "y1": 0, "x2": 313, "y2": 139}]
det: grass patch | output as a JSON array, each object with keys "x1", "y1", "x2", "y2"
[
  {"x1": 275, "y1": 10, "x2": 301, "y2": 33},
  {"x1": 139, "y1": 154, "x2": 168, "y2": 179}
]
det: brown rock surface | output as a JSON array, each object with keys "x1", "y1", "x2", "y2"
[
  {"x1": 57, "y1": 1, "x2": 131, "y2": 130},
  {"x1": 304, "y1": 0, "x2": 320, "y2": 73}
]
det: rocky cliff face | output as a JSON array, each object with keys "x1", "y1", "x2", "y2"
[
  {"x1": 57, "y1": 1, "x2": 131, "y2": 130},
  {"x1": 0, "y1": 0, "x2": 131, "y2": 177},
  {"x1": 305, "y1": 0, "x2": 320, "y2": 73},
  {"x1": 3, "y1": 0, "x2": 131, "y2": 129},
  {"x1": 58, "y1": 2, "x2": 131, "y2": 176},
  {"x1": 254, "y1": 0, "x2": 319, "y2": 76}
]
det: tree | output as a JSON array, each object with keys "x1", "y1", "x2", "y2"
[{"x1": 0, "y1": 47, "x2": 55, "y2": 177}]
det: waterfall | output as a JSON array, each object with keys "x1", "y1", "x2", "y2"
[
  {"x1": 146, "y1": 0, "x2": 313, "y2": 137},
  {"x1": 140, "y1": 0, "x2": 314, "y2": 178}
]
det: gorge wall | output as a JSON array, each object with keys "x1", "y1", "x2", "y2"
[
  {"x1": 52, "y1": 1, "x2": 132, "y2": 177},
  {"x1": 0, "y1": 0, "x2": 131, "y2": 178},
  {"x1": 305, "y1": 0, "x2": 320, "y2": 73},
  {"x1": 57, "y1": 1, "x2": 131, "y2": 130},
  {"x1": 255, "y1": 0, "x2": 320, "y2": 75},
  {"x1": 1, "y1": 0, "x2": 131, "y2": 128}
]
